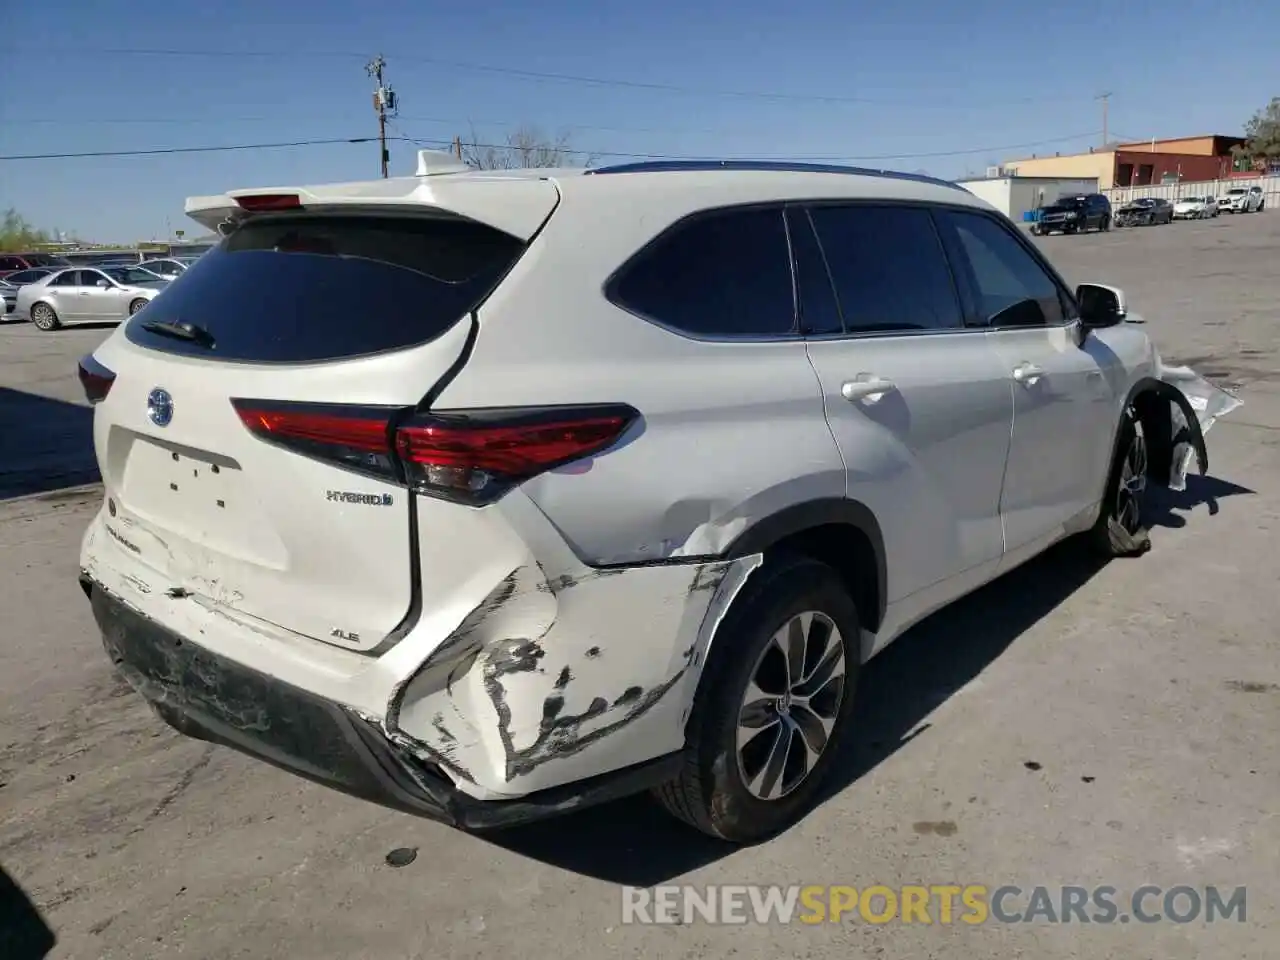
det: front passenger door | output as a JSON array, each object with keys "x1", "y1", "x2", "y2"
[
  {"x1": 80, "y1": 269, "x2": 128, "y2": 319},
  {"x1": 794, "y1": 204, "x2": 1014, "y2": 634},
  {"x1": 937, "y1": 209, "x2": 1121, "y2": 557}
]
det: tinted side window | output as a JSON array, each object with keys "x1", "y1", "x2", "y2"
[
  {"x1": 940, "y1": 210, "x2": 1065, "y2": 328},
  {"x1": 51, "y1": 271, "x2": 80, "y2": 287},
  {"x1": 0, "y1": 257, "x2": 22, "y2": 271},
  {"x1": 609, "y1": 206, "x2": 795, "y2": 338},
  {"x1": 807, "y1": 205, "x2": 962, "y2": 334}
]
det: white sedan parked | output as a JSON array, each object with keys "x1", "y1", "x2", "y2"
[
  {"x1": 15, "y1": 266, "x2": 168, "y2": 331},
  {"x1": 1173, "y1": 196, "x2": 1215, "y2": 219}
]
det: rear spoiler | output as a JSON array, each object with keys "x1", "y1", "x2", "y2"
[{"x1": 184, "y1": 158, "x2": 561, "y2": 241}]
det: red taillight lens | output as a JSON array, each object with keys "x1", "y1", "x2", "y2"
[
  {"x1": 396, "y1": 409, "x2": 636, "y2": 503},
  {"x1": 231, "y1": 400, "x2": 637, "y2": 505},
  {"x1": 78, "y1": 354, "x2": 115, "y2": 404},
  {"x1": 234, "y1": 193, "x2": 302, "y2": 212},
  {"x1": 235, "y1": 406, "x2": 391, "y2": 452},
  {"x1": 232, "y1": 401, "x2": 400, "y2": 479}
]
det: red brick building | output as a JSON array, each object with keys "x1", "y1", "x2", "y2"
[{"x1": 1006, "y1": 134, "x2": 1250, "y2": 188}]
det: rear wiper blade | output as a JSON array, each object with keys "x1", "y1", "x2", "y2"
[{"x1": 140, "y1": 319, "x2": 216, "y2": 348}]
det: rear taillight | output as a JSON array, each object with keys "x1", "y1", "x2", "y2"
[
  {"x1": 396, "y1": 408, "x2": 637, "y2": 504},
  {"x1": 233, "y1": 402, "x2": 401, "y2": 479},
  {"x1": 231, "y1": 401, "x2": 637, "y2": 505},
  {"x1": 78, "y1": 354, "x2": 115, "y2": 404}
]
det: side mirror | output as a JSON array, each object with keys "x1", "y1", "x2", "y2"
[
  {"x1": 95, "y1": 279, "x2": 110, "y2": 288},
  {"x1": 1077, "y1": 283, "x2": 1126, "y2": 328}
]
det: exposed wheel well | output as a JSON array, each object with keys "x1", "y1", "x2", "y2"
[
  {"x1": 1110, "y1": 379, "x2": 1207, "y2": 493},
  {"x1": 766, "y1": 523, "x2": 883, "y2": 634}
]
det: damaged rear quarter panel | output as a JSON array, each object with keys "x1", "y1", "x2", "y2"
[{"x1": 390, "y1": 554, "x2": 761, "y2": 799}]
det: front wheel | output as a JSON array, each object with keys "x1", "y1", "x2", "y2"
[
  {"x1": 31, "y1": 302, "x2": 60, "y2": 331},
  {"x1": 1102, "y1": 215, "x2": 1112, "y2": 231},
  {"x1": 1089, "y1": 409, "x2": 1150, "y2": 558},
  {"x1": 652, "y1": 555, "x2": 861, "y2": 843},
  {"x1": 128, "y1": 298, "x2": 149, "y2": 316}
]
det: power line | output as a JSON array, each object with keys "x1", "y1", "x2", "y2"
[
  {"x1": 0, "y1": 114, "x2": 813, "y2": 139},
  {"x1": 0, "y1": 131, "x2": 1100, "y2": 164},
  {"x1": 0, "y1": 137, "x2": 378, "y2": 161},
  {"x1": 0, "y1": 44, "x2": 1097, "y2": 108},
  {"x1": 402, "y1": 131, "x2": 1103, "y2": 163}
]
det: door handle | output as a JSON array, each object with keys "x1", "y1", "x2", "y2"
[
  {"x1": 1012, "y1": 362, "x2": 1044, "y2": 386},
  {"x1": 841, "y1": 376, "x2": 897, "y2": 402}
]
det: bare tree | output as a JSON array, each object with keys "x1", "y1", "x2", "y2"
[{"x1": 459, "y1": 125, "x2": 594, "y2": 170}]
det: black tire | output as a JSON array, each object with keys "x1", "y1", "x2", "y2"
[
  {"x1": 31, "y1": 302, "x2": 60, "y2": 331},
  {"x1": 652, "y1": 555, "x2": 862, "y2": 843},
  {"x1": 1102, "y1": 215, "x2": 1111, "y2": 231},
  {"x1": 1089, "y1": 407, "x2": 1151, "y2": 558},
  {"x1": 129, "y1": 298, "x2": 148, "y2": 316}
]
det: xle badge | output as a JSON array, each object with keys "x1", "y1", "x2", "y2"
[{"x1": 326, "y1": 491, "x2": 394, "y2": 506}]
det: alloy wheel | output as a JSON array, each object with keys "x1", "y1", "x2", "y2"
[
  {"x1": 1115, "y1": 423, "x2": 1148, "y2": 534},
  {"x1": 736, "y1": 611, "x2": 847, "y2": 801}
]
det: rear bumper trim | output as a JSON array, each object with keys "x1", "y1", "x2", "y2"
[{"x1": 83, "y1": 576, "x2": 682, "y2": 829}]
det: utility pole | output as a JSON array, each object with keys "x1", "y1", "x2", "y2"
[
  {"x1": 366, "y1": 55, "x2": 397, "y2": 178},
  {"x1": 453, "y1": 136, "x2": 463, "y2": 161},
  {"x1": 1096, "y1": 92, "x2": 1111, "y2": 148}
]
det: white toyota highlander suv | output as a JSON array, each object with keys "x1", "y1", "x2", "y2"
[{"x1": 78, "y1": 153, "x2": 1237, "y2": 843}]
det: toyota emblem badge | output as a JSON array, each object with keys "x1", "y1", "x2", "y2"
[{"x1": 147, "y1": 387, "x2": 173, "y2": 427}]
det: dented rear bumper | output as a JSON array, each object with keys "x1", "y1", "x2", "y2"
[{"x1": 84, "y1": 576, "x2": 684, "y2": 829}]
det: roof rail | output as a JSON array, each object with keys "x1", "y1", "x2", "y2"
[{"x1": 584, "y1": 159, "x2": 966, "y2": 191}]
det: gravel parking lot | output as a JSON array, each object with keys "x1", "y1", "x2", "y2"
[{"x1": 2, "y1": 213, "x2": 1278, "y2": 960}]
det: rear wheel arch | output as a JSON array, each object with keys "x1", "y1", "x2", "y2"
[{"x1": 723, "y1": 498, "x2": 886, "y2": 634}]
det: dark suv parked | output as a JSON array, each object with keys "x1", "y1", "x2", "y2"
[{"x1": 1032, "y1": 193, "x2": 1112, "y2": 235}]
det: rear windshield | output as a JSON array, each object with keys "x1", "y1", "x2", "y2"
[{"x1": 125, "y1": 214, "x2": 525, "y2": 363}]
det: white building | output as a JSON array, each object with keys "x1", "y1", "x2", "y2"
[{"x1": 955, "y1": 169, "x2": 1100, "y2": 225}]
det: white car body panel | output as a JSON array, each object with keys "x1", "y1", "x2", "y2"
[
  {"x1": 79, "y1": 154, "x2": 1241, "y2": 816},
  {"x1": 185, "y1": 171, "x2": 563, "y2": 242}
]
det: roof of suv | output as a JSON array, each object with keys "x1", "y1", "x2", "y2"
[{"x1": 186, "y1": 151, "x2": 990, "y2": 239}]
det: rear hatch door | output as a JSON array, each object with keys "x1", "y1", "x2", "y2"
[{"x1": 89, "y1": 183, "x2": 556, "y2": 652}]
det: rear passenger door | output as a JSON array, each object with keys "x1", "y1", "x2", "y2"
[
  {"x1": 935, "y1": 207, "x2": 1120, "y2": 556},
  {"x1": 793, "y1": 204, "x2": 1014, "y2": 624},
  {"x1": 45, "y1": 270, "x2": 92, "y2": 320}
]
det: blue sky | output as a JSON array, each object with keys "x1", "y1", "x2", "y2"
[{"x1": 1, "y1": 0, "x2": 1275, "y2": 242}]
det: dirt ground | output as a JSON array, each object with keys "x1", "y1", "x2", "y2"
[{"x1": 2, "y1": 212, "x2": 1278, "y2": 959}]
